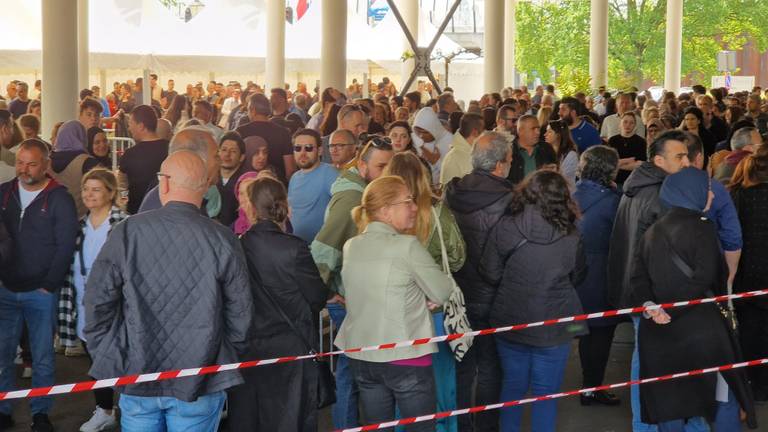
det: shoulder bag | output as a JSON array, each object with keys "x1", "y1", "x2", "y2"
[{"x1": 247, "y1": 259, "x2": 336, "y2": 409}]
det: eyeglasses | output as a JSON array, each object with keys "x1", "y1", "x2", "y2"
[
  {"x1": 293, "y1": 145, "x2": 316, "y2": 152},
  {"x1": 156, "y1": 172, "x2": 171, "y2": 180},
  {"x1": 329, "y1": 143, "x2": 356, "y2": 150},
  {"x1": 389, "y1": 196, "x2": 415, "y2": 207}
]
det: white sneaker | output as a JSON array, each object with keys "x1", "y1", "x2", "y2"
[{"x1": 79, "y1": 407, "x2": 117, "y2": 432}]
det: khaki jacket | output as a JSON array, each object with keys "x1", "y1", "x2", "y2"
[
  {"x1": 335, "y1": 222, "x2": 453, "y2": 362},
  {"x1": 439, "y1": 132, "x2": 473, "y2": 186}
]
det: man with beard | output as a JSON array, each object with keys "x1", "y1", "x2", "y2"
[
  {"x1": 287, "y1": 129, "x2": 338, "y2": 243},
  {"x1": 0, "y1": 139, "x2": 78, "y2": 431},
  {"x1": 560, "y1": 97, "x2": 602, "y2": 152},
  {"x1": 217, "y1": 131, "x2": 247, "y2": 227},
  {"x1": 311, "y1": 138, "x2": 393, "y2": 429}
]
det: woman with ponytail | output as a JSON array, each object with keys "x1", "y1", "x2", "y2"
[
  {"x1": 227, "y1": 176, "x2": 328, "y2": 431},
  {"x1": 335, "y1": 175, "x2": 454, "y2": 432}
]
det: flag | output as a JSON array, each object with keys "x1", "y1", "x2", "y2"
[
  {"x1": 297, "y1": 0, "x2": 309, "y2": 20},
  {"x1": 725, "y1": 72, "x2": 732, "y2": 91}
]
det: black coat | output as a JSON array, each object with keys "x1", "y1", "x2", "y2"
[
  {"x1": 507, "y1": 140, "x2": 558, "y2": 185},
  {"x1": 228, "y1": 220, "x2": 328, "y2": 432},
  {"x1": 480, "y1": 206, "x2": 588, "y2": 347},
  {"x1": 444, "y1": 170, "x2": 514, "y2": 325},
  {"x1": 629, "y1": 207, "x2": 756, "y2": 427},
  {"x1": 731, "y1": 183, "x2": 768, "y2": 308},
  {"x1": 217, "y1": 164, "x2": 247, "y2": 228},
  {"x1": 607, "y1": 162, "x2": 667, "y2": 308}
]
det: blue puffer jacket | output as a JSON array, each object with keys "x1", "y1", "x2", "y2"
[
  {"x1": 0, "y1": 177, "x2": 78, "y2": 292},
  {"x1": 573, "y1": 180, "x2": 621, "y2": 327}
]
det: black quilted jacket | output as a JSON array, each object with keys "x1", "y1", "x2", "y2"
[{"x1": 84, "y1": 202, "x2": 255, "y2": 401}]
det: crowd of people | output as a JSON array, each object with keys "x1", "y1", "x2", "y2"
[{"x1": 0, "y1": 74, "x2": 767, "y2": 432}]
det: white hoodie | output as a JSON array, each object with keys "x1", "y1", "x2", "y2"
[{"x1": 412, "y1": 107, "x2": 453, "y2": 184}]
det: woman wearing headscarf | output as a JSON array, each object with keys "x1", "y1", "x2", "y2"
[
  {"x1": 86, "y1": 127, "x2": 111, "y2": 168},
  {"x1": 50, "y1": 120, "x2": 105, "y2": 216},
  {"x1": 629, "y1": 167, "x2": 756, "y2": 431}
]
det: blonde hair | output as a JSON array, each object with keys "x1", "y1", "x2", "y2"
[
  {"x1": 351, "y1": 176, "x2": 408, "y2": 233},
  {"x1": 81, "y1": 168, "x2": 119, "y2": 207},
  {"x1": 536, "y1": 106, "x2": 552, "y2": 130},
  {"x1": 382, "y1": 152, "x2": 432, "y2": 243}
]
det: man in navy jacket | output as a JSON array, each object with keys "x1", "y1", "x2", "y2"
[{"x1": 0, "y1": 139, "x2": 78, "y2": 431}]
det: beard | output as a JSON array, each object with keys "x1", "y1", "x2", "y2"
[{"x1": 297, "y1": 158, "x2": 318, "y2": 170}]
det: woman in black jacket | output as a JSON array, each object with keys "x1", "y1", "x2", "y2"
[
  {"x1": 630, "y1": 167, "x2": 756, "y2": 431},
  {"x1": 480, "y1": 170, "x2": 587, "y2": 432},
  {"x1": 227, "y1": 177, "x2": 328, "y2": 432},
  {"x1": 729, "y1": 147, "x2": 768, "y2": 401}
]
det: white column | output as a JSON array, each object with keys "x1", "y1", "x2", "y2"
[
  {"x1": 664, "y1": 0, "x2": 684, "y2": 93},
  {"x1": 589, "y1": 0, "x2": 609, "y2": 89},
  {"x1": 142, "y1": 69, "x2": 151, "y2": 106},
  {"x1": 504, "y1": 0, "x2": 517, "y2": 88},
  {"x1": 396, "y1": 0, "x2": 418, "y2": 92},
  {"x1": 77, "y1": 0, "x2": 89, "y2": 91},
  {"x1": 265, "y1": 0, "x2": 285, "y2": 91},
  {"x1": 320, "y1": 0, "x2": 347, "y2": 91},
  {"x1": 483, "y1": 0, "x2": 504, "y2": 93},
  {"x1": 42, "y1": 0, "x2": 79, "y2": 137},
  {"x1": 98, "y1": 69, "x2": 107, "y2": 96}
]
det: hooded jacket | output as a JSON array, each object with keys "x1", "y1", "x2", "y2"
[
  {"x1": 480, "y1": 205, "x2": 588, "y2": 347},
  {"x1": 412, "y1": 108, "x2": 453, "y2": 184},
  {"x1": 0, "y1": 177, "x2": 78, "y2": 292},
  {"x1": 310, "y1": 167, "x2": 366, "y2": 297},
  {"x1": 444, "y1": 170, "x2": 513, "y2": 324},
  {"x1": 606, "y1": 161, "x2": 667, "y2": 308}
]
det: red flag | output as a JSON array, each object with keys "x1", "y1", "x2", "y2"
[{"x1": 297, "y1": 0, "x2": 309, "y2": 20}]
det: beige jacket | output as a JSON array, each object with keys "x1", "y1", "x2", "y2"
[
  {"x1": 439, "y1": 132, "x2": 473, "y2": 186},
  {"x1": 335, "y1": 221, "x2": 454, "y2": 362}
]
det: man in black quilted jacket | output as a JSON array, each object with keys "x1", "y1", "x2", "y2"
[{"x1": 84, "y1": 150, "x2": 254, "y2": 431}]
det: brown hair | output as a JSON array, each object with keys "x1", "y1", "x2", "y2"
[
  {"x1": 246, "y1": 177, "x2": 289, "y2": 224},
  {"x1": 17, "y1": 114, "x2": 40, "y2": 136},
  {"x1": 81, "y1": 168, "x2": 119, "y2": 207},
  {"x1": 351, "y1": 176, "x2": 408, "y2": 233},
  {"x1": 382, "y1": 152, "x2": 432, "y2": 243},
  {"x1": 729, "y1": 145, "x2": 768, "y2": 191}
]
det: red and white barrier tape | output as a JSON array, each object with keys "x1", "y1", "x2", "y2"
[
  {"x1": 1, "y1": 289, "x2": 766, "y2": 401},
  {"x1": 338, "y1": 358, "x2": 768, "y2": 432}
]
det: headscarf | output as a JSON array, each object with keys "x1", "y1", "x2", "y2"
[
  {"x1": 232, "y1": 171, "x2": 260, "y2": 235},
  {"x1": 659, "y1": 167, "x2": 709, "y2": 212},
  {"x1": 86, "y1": 126, "x2": 111, "y2": 167},
  {"x1": 54, "y1": 120, "x2": 87, "y2": 153}
]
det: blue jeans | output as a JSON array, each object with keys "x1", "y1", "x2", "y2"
[
  {"x1": 118, "y1": 391, "x2": 226, "y2": 432},
  {"x1": 0, "y1": 286, "x2": 56, "y2": 416},
  {"x1": 495, "y1": 338, "x2": 570, "y2": 432},
  {"x1": 713, "y1": 390, "x2": 740, "y2": 432},
  {"x1": 328, "y1": 302, "x2": 359, "y2": 428}
]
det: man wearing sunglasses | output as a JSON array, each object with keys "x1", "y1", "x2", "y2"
[
  {"x1": 287, "y1": 128, "x2": 338, "y2": 243},
  {"x1": 311, "y1": 137, "x2": 393, "y2": 429}
]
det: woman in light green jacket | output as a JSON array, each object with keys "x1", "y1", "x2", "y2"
[
  {"x1": 383, "y1": 152, "x2": 465, "y2": 432},
  {"x1": 336, "y1": 175, "x2": 454, "y2": 432}
]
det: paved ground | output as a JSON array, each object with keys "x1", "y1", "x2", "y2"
[{"x1": 5, "y1": 323, "x2": 767, "y2": 431}]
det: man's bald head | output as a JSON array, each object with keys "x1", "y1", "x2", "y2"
[
  {"x1": 158, "y1": 150, "x2": 208, "y2": 207},
  {"x1": 170, "y1": 126, "x2": 220, "y2": 185}
]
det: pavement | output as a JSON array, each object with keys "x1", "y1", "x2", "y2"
[{"x1": 4, "y1": 322, "x2": 767, "y2": 431}]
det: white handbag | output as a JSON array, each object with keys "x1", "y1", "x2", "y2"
[{"x1": 432, "y1": 207, "x2": 474, "y2": 362}]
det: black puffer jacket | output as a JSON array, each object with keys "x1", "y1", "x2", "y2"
[
  {"x1": 606, "y1": 162, "x2": 667, "y2": 308},
  {"x1": 480, "y1": 205, "x2": 587, "y2": 347},
  {"x1": 444, "y1": 170, "x2": 514, "y2": 325}
]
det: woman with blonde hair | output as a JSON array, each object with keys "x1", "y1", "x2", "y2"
[
  {"x1": 382, "y1": 152, "x2": 466, "y2": 432},
  {"x1": 335, "y1": 175, "x2": 454, "y2": 432},
  {"x1": 58, "y1": 168, "x2": 128, "y2": 431}
]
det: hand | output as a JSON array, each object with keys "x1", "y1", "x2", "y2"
[
  {"x1": 327, "y1": 294, "x2": 346, "y2": 305},
  {"x1": 421, "y1": 146, "x2": 441, "y2": 165},
  {"x1": 426, "y1": 301, "x2": 440, "y2": 311},
  {"x1": 647, "y1": 308, "x2": 671, "y2": 325},
  {"x1": 37, "y1": 288, "x2": 52, "y2": 295}
]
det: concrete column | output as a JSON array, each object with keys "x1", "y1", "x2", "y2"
[
  {"x1": 320, "y1": 0, "x2": 347, "y2": 91},
  {"x1": 504, "y1": 0, "x2": 517, "y2": 88},
  {"x1": 42, "y1": 0, "x2": 79, "y2": 137},
  {"x1": 589, "y1": 0, "x2": 609, "y2": 89},
  {"x1": 664, "y1": 0, "x2": 684, "y2": 93},
  {"x1": 396, "y1": 0, "x2": 418, "y2": 92},
  {"x1": 484, "y1": 0, "x2": 504, "y2": 93},
  {"x1": 142, "y1": 69, "x2": 151, "y2": 106},
  {"x1": 77, "y1": 0, "x2": 89, "y2": 91},
  {"x1": 99, "y1": 69, "x2": 107, "y2": 97},
  {"x1": 265, "y1": 0, "x2": 285, "y2": 91}
]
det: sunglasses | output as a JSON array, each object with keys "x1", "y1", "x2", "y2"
[
  {"x1": 293, "y1": 145, "x2": 316, "y2": 152},
  {"x1": 359, "y1": 136, "x2": 393, "y2": 159}
]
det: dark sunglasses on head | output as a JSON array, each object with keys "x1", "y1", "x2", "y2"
[
  {"x1": 293, "y1": 144, "x2": 316, "y2": 152},
  {"x1": 360, "y1": 136, "x2": 393, "y2": 158}
]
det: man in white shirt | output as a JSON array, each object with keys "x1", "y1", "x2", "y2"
[
  {"x1": 600, "y1": 92, "x2": 645, "y2": 139},
  {"x1": 219, "y1": 88, "x2": 241, "y2": 129}
]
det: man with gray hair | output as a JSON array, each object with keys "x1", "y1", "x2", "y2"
[
  {"x1": 85, "y1": 150, "x2": 254, "y2": 431},
  {"x1": 714, "y1": 126, "x2": 763, "y2": 185},
  {"x1": 321, "y1": 104, "x2": 368, "y2": 163},
  {"x1": 444, "y1": 131, "x2": 513, "y2": 432},
  {"x1": 138, "y1": 126, "x2": 221, "y2": 213}
]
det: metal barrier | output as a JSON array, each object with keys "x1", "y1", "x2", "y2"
[
  {"x1": 319, "y1": 309, "x2": 335, "y2": 371},
  {"x1": 108, "y1": 137, "x2": 136, "y2": 171}
]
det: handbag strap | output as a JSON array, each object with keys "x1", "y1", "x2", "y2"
[
  {"x1": 431, "y1": 206, "x2": 450, "y2": 273},
  {"x1": 246, "y1": 257, "x2": 316, "y2": 354}
]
